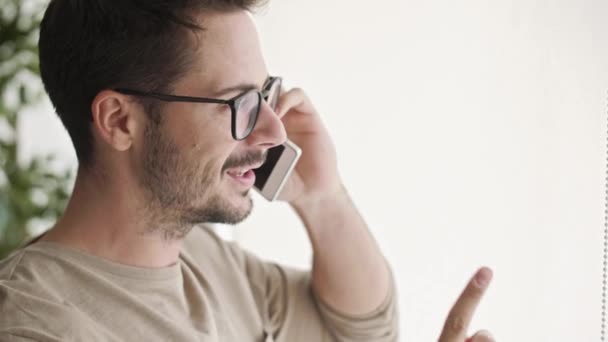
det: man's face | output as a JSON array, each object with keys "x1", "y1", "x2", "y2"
[{"x1": 134, "y1": 10, "x2": 286, "y2": 235}]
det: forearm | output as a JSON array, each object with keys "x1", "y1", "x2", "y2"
[{"x1": 292, "y1": 184, "x2": 391, "y2": 316}]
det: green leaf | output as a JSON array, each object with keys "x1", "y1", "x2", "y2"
[{"x1": 0, "y1": 0, "x2": 72, "y2": 257}]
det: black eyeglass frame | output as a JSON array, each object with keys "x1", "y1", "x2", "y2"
[{"x1": 113, "y1": 76, "x2": 282, "y2": 141}]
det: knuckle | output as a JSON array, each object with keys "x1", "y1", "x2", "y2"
[
  {"x1": 470, "y1": 330, "x2": 494, "y2": 342},
  {"x1": 467, "y1": 281, "x2": 485, "y2": 296},
  {"x1": 462, "y1": 285, "x2": 484, "y2": 303},
  {"x1": 471, "y1": 335, "x2": 494, "y2": 342},
  {"x1": 291, "y1": 87, "x2": 306, "y2": 97}
]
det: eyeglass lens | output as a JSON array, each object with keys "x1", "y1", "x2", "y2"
[
  {"x1": 235, "y1": 91, "x2": 259, "y2": 139},
  {"x1": 234, "y1": 78, "x2": 281, "y2": 140},
  {"x1": 266, "y1": 78, "x2": 281, "y2": 111}
]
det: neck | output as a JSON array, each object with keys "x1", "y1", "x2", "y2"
[{"x1": 41, "y1": 165, "x2": 186, "y2": 268}]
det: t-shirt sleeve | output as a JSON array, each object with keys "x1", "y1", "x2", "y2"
[{"x1": 226, "y1": 242, "x2": 399, "y2": 342}]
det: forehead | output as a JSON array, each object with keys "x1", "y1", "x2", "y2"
[{"x1": 187, "y1": 10, "x2": 268, "y2": 93}]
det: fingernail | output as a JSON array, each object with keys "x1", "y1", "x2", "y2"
[{"x1": 474, "y1": 267, "x2": 493, "y2": 288}]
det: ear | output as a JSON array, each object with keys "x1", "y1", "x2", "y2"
[{"x1": 90, "y1": 90, "x2": 141, "y2": 152}]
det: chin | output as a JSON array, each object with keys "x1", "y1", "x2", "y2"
[
  {"x1": 182, "y1": 191, "x2": 253, "y2": 226},
  {"x1": 212, "y1": 190, "x2": 254, "y2": 224},
  {"x1": 232, "y1": 191, "x2": 253, "y2": 218}
]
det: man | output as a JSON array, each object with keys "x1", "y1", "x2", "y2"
[{"x1": 0, "y1": 1, "x2": 494, "y2": 341}]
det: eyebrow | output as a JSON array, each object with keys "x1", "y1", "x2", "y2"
[{"x1": 212, "y1": 75, "x2": 271, "y2": 98}]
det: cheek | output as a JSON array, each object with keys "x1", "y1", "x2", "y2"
[
  {"x1": 166, "y1": 102, "x2": 232, "y2": 145},
  {"x1": 186, "y1": 136, "x2": 238, "y2": 180},
  {"x1": 163, "y1": 105, "x2": 237, "y2": 174}
]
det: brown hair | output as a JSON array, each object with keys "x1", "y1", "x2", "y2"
[{"x1": 39, "y1": 0, "x2": 266, "y2": 166}]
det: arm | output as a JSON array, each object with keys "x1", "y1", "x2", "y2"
[
  {"x1": 274, "y1": 86, "x2": 392, "y2": 316},
  {"x1": 291, "y1": 184, "x2": 391, "y2": 316}
]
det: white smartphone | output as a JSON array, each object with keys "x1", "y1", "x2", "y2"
[{"x1": 253, "y1": 140, "x2": 302, "y2": 201}]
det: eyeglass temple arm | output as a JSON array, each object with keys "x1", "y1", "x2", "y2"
[{"x1": 113, "y1": 88, "x2": 230, "y2": 105}]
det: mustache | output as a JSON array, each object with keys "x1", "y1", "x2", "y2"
[{"x1": 221, "y1": 150, "x2": 267, "y2": 173}]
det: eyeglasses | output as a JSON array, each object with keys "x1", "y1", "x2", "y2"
[{"x1": 114, "y1": 76, "x2": 282, "y2": 141}]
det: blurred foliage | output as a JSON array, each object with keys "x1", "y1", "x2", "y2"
[{"x1": 0, "y1": 0, "x2": 72, "y2": 259}]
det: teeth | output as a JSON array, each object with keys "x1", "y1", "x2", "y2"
[{"x1": 229, "y1": 168, "x2": 252, "y2": 177}]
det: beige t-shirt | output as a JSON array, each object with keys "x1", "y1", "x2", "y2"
[{"x1": 0, "y1": 225, "x2": 398, "y2": 341}]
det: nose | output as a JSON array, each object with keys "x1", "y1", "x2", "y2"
[{"x1": 244, "y1": 100, "x2": 286, "y2": 148}]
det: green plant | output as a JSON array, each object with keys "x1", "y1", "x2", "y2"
[{"x1": 0, "y1": 0, "x2": 72, "y2": 259}]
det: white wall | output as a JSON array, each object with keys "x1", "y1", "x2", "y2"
[{"x1": 21, "y1": 0, "x2": 608, "y2": 341}]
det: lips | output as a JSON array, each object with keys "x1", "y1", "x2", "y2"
[
  {"x1": 225, "y1": 162, "x2": 263, "y2": 177},
  {"x1": 225, "y1": 162, "x2": 263, "y2": 189}
]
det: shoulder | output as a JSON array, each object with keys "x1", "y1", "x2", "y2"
[
  {"x1": 0, "y1": 246, "x2": 97, "y2": 340},
  {"x1": 0, "y1": 243, "x2": 80, "y2": 290},
  {"x1": 0, "y1": 278, "x2": 91, "y2": 340},
  {"x1": 180, "y1": 225, "x2": 290, "y2": 297}
]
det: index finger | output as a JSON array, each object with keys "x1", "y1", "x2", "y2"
[
  {"x1": 275, "y1": 87, "x2": 316, "y2": 119},
  {"x1": 438, "y1": 267, "x2": 493, "y2": 342}
]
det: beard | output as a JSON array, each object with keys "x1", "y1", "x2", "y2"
[{"x1": 137, "y1": 116, "x2": 262, "y2": 240}]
